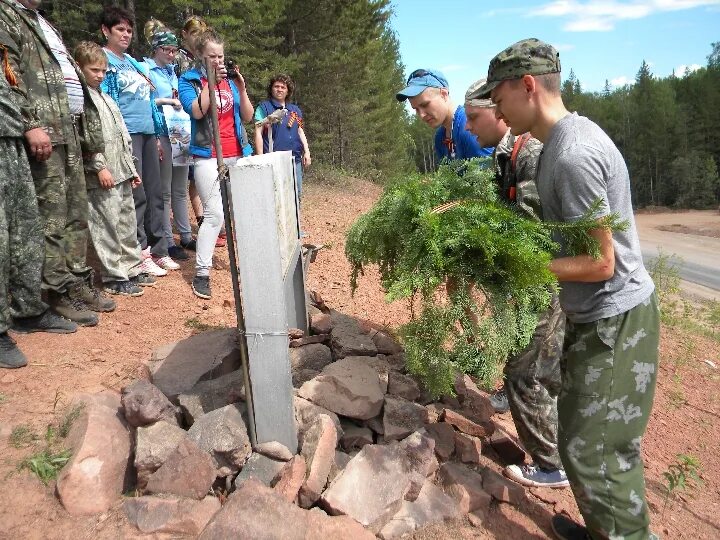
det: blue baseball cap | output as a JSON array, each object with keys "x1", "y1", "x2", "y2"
[{"x1": 396, "y1": 69, "x2": 448, "y2": 102}]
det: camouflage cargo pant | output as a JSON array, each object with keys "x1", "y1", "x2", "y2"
[
  {"x1": 87, "y1": 180, "x2": 143, "y2": 282},
  {"x1": 0, "y1": 138, "x2": 47, "y2": 333},
  {"x1": 558, "y1": 292, "x2": 659, "y2": 540},
  {"x1": 505, "y1": 294, "x2": 565, "y2": 470},
  {"x1": 28, "y1": 120, "x2": 91, "y2": 293}
]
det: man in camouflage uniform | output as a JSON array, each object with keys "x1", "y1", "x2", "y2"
[
  {"x1": 0, "y1": 0, "x2": 116, "y2": 326},
  {"x1": 470, "y1": 39, "x2": 659, "y2": 540},
  {"x1": 464, "y1": 79, "x2": 568, "y2": 489},
  {"x1": 0, "y1": 61, "x2": 77, "y2": 368}
]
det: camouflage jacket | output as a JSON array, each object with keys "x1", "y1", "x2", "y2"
[
  {"x1": 493, "y1": 129, "x2": 543, "y2": 220},
  {"x1": 0, "y1": 0, "x2": 104, "y2": 162},
  {"x1": 0, "y1": 64, "x2": 23, "y2": 138}
]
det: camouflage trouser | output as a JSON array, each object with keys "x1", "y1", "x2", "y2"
[
  {"x1": 28, "y1": 121, "x2": 91, "y2": 293},
  {"x1": 505, "y1": 294, "x2": 565, "y2": 470},
  {"x1": 87, "y1": 180, "x2": 143, "y2": 282},
  {"x1": 558, "y1": 292, "x2": 659, "y2": 540},
  {"x1": 0, "y1": 138, "x2": 47, "y2": 333}
]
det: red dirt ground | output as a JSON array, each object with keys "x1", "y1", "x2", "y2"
[{"x1": 0, "y1": 176, "x2": 718, "y2": 539}]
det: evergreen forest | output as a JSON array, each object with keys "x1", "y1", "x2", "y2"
[{"x1": 44, "y1": 0, "x2": 720, "y2": 209}]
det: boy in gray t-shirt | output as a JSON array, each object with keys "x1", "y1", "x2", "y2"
[{"x1": 469, "y1": 39, "x2": 660, "y2": 540}]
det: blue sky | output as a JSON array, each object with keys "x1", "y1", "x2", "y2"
[{"x1": 390, "y1": 0, "x2": 720, "y2": 97}]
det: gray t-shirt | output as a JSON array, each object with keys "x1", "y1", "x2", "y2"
[{"x1": 536, "y1": 113, "x2": 654, "y2": 323}]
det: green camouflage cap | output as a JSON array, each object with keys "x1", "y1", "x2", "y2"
[
  {"x1": 468, "y1": 38, "x2": 561, "y2": 100},
  {"x1": 465, "y1": 79, "x2": 495, "y2": 108}
]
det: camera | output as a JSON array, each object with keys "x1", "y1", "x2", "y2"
[{"x1": 226, "y1": 59, "x2": 240, "y2": 79}]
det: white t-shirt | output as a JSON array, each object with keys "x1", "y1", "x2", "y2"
[{"x1": 38, "y1": 15, "x2": 84, "y2": 115}]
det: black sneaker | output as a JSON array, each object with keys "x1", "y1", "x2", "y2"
[
  {"x1": 551, "y1": 515, "x2": 590, "y2": 540},
  {"x1": 490, "y1": 387, "x2": 510, "y2": 413},
  {"x1": 180, "y1": 238, "x2": 197, "y2": 251},
  {"x1": 0, "y1": 332, "x2": 28, "y2": 368},
  {"x1": 69, "y1": 281, "x2": 116, "y2": 313},
  {"x1": 104, "y1": 280, "x2": 144, "y2": 297},
  {"x1": 192, "y1": 275, "x2": 211, "y2": 299},
  {"x1": 11, "y1": 310, "x2": 78, "y2": 334},
  {"x1": 130, "y1": 272, "x2": 157, "y2": 287},
  {"x1": 168, "y1": 245, "x2": 189, "y2": 260}
]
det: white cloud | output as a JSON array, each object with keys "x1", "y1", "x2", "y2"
[
  {"x1": 530, "y1": 0, "x2": 720, "y2": 32},
  {"x1": 674, "y1": 63, "x2": 702, "y2": 75},
  {"x1": 611, "y1": 75, "x2": 634, "y2": 86}
]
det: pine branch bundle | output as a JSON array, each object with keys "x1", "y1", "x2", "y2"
[{"x1": 345, "y1": 159, "x2": 628, "y2": 396}]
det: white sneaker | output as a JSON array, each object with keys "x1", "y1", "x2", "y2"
[
  {"x1": 140, "y1": 257, "x2": 168, "y2": 277},
  {"x1": 152, "y1": 255, "x2": 180, "y2": 270},
  {"x1": 141, "y1": 246, "x2": 151, "y2": 259}
]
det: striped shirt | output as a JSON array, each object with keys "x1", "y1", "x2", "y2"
[{"x1": 37, "y1": 14, "x2": 84, "y2": 115}]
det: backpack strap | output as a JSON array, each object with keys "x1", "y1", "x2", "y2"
[{"x1": 508, "y1": 133, "x2": 531, "y2": 201}]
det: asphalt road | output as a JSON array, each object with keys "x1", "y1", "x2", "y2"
[{"x1": 636, "y1": 212, "x2": 720, "y2": 295}]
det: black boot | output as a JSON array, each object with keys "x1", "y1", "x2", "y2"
[
  {"x1": 0, "y1": 332, "x2": 28, "y2": 368},
  {"x1": 11, "y1": 310, "x2": 78, "y2": 334}
]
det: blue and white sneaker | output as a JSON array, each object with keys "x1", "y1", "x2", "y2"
[
  {"x1": 504, "y1": 463, "x2": 570, "y2": 488},
  {"x1": 490, "y1": 388, "x2": 510, "y2": 413}
]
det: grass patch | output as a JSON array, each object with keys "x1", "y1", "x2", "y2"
[
  {"x1": 9, "y1": 425, "x2": 38, "y2": 448},
  {"x1": 19, "y1": 449, "x2": 71, "y2": 485},
  {"x1": 184, "y1": 317, "x2": 227, "y2": 333},
  {"x1": 58, "y1": 403, "x2": 84, "y2": 438}
]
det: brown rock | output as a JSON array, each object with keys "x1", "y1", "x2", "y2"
[
  {"x1": 234, "y1": 453, "x2": 286, "y2": 488},
  {"x1": 461, "y1": 376, "x2": 495, "y2": 422},
  {"x1": 383, "y1": 396, "x2": 428, "y2": 442},
  {"x1": 187, "y1": 403, "x2": 252, "y2": 476},
  {"x1": 290, "y1": 343, "x2": 333, "y2": 371},
  {"x1": 293, "y1": 368, "x2": 321, "y2": 388},
  {"x1": 467, "y1": 509, "x2": 486, "y2": 528},
  {"x1": 298, "y1": 358, "x2": 384, "y2": 420},
  {"x1": 387, "y1": 372, "x2": 421, "y2": 401},
  {"x1": 489, "y1": 429, "x2": 526, "y2": 465},
  {"x1": 454, "y1": 432, "x2": 483, "y2": 464},
  {"x1": 256, "y1": 440, "x2": 294, "y2": 461},
  {"x1": 56, "y1": 393, "x2": 132, "y2": 515},
  {"x1": 371, "y1": 330, "x2": 404, "y2": 355},
  {"x1": 319, "y1": 443, "x2": 426, "y2": 532},
  {"x1": 272, "y1": 455, "x2": 307, "y2": 502},
  {"x1": 328, "y1": 450, "x2": 351, "y2": 483},
  {"x1": 364, "y1": 416, "x2": 385, "y2": 435},
  {"x1": 121, "y1": 380, "x2": 179, "y2": 427},
  {"x1": 329, "y1": 312, "x2": 377, "y2": 359},
  {"x1": 425, "y1": 403, "x2": 445, "y2": 424},
  {"x1": 340, "y1": 425, "x2": 374, "y2": 450},
  {"x1": 481, "y1": 468, "x2": 527, "y2": 506},
  {"x1": 438, "y1": 462, "x2": 491, "y2": 514},
  {"x1": 290, "y1": 335, "x2": 329, "y2": 347},
  {"x1": 148, "y1": 329, "x2": 240, "y2": 400},
  {"x1": 352, "y1": 355, "x2": 393, "y2": 393},
  {"x1": 441, "y1": 409, "x2": 495, "y2": 438},
  {"x1": 199, "y1": 479, "x2": 373, "y2": 540},
  {"x1": 145, "y1": 438, "x2": 216, "y2": 499},
  {"x1": 440, "y1": 395, "x2": 461, "y2": 408},
  {"x1": 378, "y1": 480, "x2": 460, "y2": 539},
  {"x1": 294, "y1": 395, "x2": 343, "y2": 437},
  {"x1": 124, "y1": 495, "x2": 220, "y2": 535},
  {"x1": 424, "y1": 423, "x2": 455, "y2": 461},
  {"x1": 298, "y1": 414, "x2": 338, "y2": 507},
  {"x1": 289, "y1": 327, "x2": 305, "y2": 339},
  {"x1": 310, "y1": 312, "x2": 333, "y2": 334},
  {"x1": 134, "y1": 421, "x2": 188, "y2": 487}
]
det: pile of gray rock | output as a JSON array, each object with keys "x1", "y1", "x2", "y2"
[{"x1": 52, "y1": 297, "x2": 529, "y2": 538}]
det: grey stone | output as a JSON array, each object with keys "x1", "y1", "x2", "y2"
[
  {"x1": 365, "y1": 416, "x2": 385, "y2": 435},
  {"x1": 56, "y1": 393, "x2": 132, "y2": 515},
  {"x1": 255, "y1": 440, "x2": 293, "y2": 461},
  {"x1": 177, "y1": 369, "x2": 245, "y2": 426},
  {"x1": 134, "y1": 421, "x2": 188, "y2": 488},
  {"x1": 328, "y1": 450, "x2": 352, "y2": 483},
  {"x1": 298, "y1": 414, "x2": 337, "y2": 508},
  {"x1": 340, "y1": 425, "x2": 374, "y2": 451},
  {"x1": 351, "y1": 355, "x2": 392, "y2": 393},
  {"x1": 145, "y1": 438, "x2": 216, "y2": 499},
  {"x1": 124, "y1": 495, "x2": 220, "y2": 535},
  {"x1": 387, "y1": 372, "x2": 421, "y2": 401},
  {"x1": 329, "y1": 312, "x2": 377, "y2": 359},
  {"x1": 383, "y1": 396, "x2": 428, "y2": 442},
  {"x1": 121, "y1": 380, "x2": 179, "y2": 427},
  {"x1": 290, "y1": 343, "x2": 333, "y2": 372},
  {"x1": 187, "y1": 403, "x2": 252, "y2": 477},
  {"x1": 199, "y1": 479, "x2": 374, "y2": 540},
  {"x1": 379, "y1": 480, "x2": 460, "y2": 539},
  {"x1": 298, "y1": 358, "x2": 384, "y2": 420},
  {"x1": 370, "y1": 330, "x2": 403, "y2": 355},
  {"x1": 234, "y1": 453, "x2": 286, "y2": 488},
  {"x1": 293, "y1": 368, "x2": 320, "y2": 388},
  {"x1": 148, "y1": 329, "x2": 240, "y2": 400}
]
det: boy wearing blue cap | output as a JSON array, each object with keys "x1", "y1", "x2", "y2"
[{"x1": 397, "y1": 69, "x2": 492, "y2": 162}]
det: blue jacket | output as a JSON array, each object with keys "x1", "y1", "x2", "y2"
[
  {"x1": 255, "y1": 99, "x2": 304, "y2": 158},
  {"x1": 178, "y1": 68, "x2": 251, "y2": 158},
  {"x1": 434, "y1": 106, "x2": 493, "y2": 162}
]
